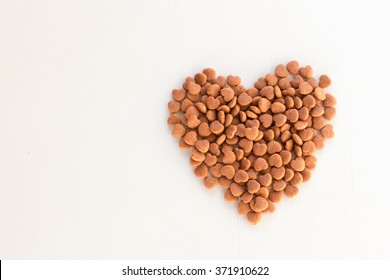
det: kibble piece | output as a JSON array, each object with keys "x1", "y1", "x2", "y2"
[
  {"x1": 168, "y1": 101, "x2": 181, "y2": 113},
  {"x1": 222, "y1": 150, "x2": 236, "y2": 164},
  {"x1": 284, "y1": 184, "x2": 299, "y2": 197},
  {"x1": 310, "y1": 104, "x2": 325, "y2": 117},
  {"x1": 172, "y1": 89, "x2": 186, "y2": 101},
  {"x1": 248, "y1": 180, "x2": 261, "y2": 194},
  {"x1": 238, "y1": 92, "x2": 252, "y2": 106},
  {"x1": 247, "y1": 211, "x2": 261, "y2": 224},
  {"x1": 188, "y1": 82, "x2": 201, "y2": 95},
  {"x1": 203, "y1": 68, "x2": 216, "y2": 81},
  {"x1": 305, "y1": 155, "x2": 317, "y2": 170},
  {"x1": 299, "y1": 81, "x2": 313, "y2": 95},
  {"x1": 172, "y1": 124, "x2": 186, "y2": 138},
  {"x1": 285, "y1": 109, "x2": 299, "y2": 123},
  {"x1": 250, "y1": 196, "x2": 268, "y2": 212},
  {"x1": 301, "y1": 168, "x2": 311, "y2": 182},
  {"x1": 224, "y1": 189, "x2": 238, "y2": 202},
  {"x1": 237, "y1": 201, "x2": 251, "y2": 215},
  {"x1": 219, "y1": 177, "x2": 231, "y2": 189},
  {"x1": 254, "y1": 158, "x2": 269, "y2": 172},
  {"x1": 302, "y1": 140, "x2": 316, "y2": 156},
  {"x1": 230, "y1": 182, "x2": 245, "y2": 197},
  {"x1": 290, "y1": 157, "x2": 305, "y2": 171},
  {"x1": 271, "y1": 102, "x2": 286, "y2": 113},
  {"x1": 286, "y1": 60, "x2": 299, "y2": 74},
  {"x1": 210, "y1": 120, "x2": 225, "y2": 134},
  {"x1": 290, "y1": 172, "x2": 303, "y2": 187},
  {"x1": 220, "y1": 165, "x2": 235, "y2": 179},
  {"x1": 321, "y1": 124, "x2": 335, "y2": 138},
  {"x1": 275, "y1": 64, "x2": 289, "y2": 78},
  {"x1": 268, "y1": 154, "x2": 282, "y2": 167},
  {"x1": 319, "y1": 75, "x2": 332, "y2": 88},
  {"x1": 324, "y1": 107, "x2": 336, "y2": 120},
  {"x1": 323, "y1": 93, "x2": 337, "y2": 107},
  {"x1": 269, "y1": 191, "x2": 283, "y2": 203},
  {"x1": 194, "y1": 164, "x2": 208, "y2": 178},
  {"x1": 195, "y1": 140, "x2": 210, "y2": 153},
  {"x1": 234, "y1": 169, "x2": 249, "y2": 183},
  {"x1": 191, "y1": 149, "x2": 205, "y2": 162},
  {"x1": 204, "y1": 176, "x2": 218, "y2": 189},
  {"x1": 245, "y1": 126, "x2": 259, "y2": 140},
  {"x1": 184, "y1": 131, "x2": 198, "y2": 146},
  {"x1": 270, "y1": 167, "x2": 285, "y2": 180},
  {"x1": 267, "y1": 140, "x2": 282, "y2": 154},
  {"x1": 299, "y1": 65, "x2": 313, "y2": 78},
  {"x1": 273, "y1": 180, "x2": 286, "y2": 191},
  {"x1": 253, "y1": 143, "x2": 267, "y2": 156},
  {"x1": 227, "y1": 75, "x2": 241, "y2": 87},
  {"x1": 314, "y1": 87, "x2": 326, "y2": 100},
  {"x1": 258, "y1": 173, "x2": 272, "y2": 187},
  {"x1": 195, "y1": 73, "x2": 207, "y2": 85}
]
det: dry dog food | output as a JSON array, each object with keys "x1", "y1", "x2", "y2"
[{"x1": 167, "y1": 61, "x2": 336, "y2": 224}]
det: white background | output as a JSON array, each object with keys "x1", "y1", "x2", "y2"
[{"x1": 0, "y1": 0, "x2": 389, "y2": 259}]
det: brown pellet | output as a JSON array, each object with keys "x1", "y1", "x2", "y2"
[{"x1": 168, "y1": 64, "x2": 336, "y2": 224}]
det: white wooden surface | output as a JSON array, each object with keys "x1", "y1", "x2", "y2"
[{"x1": 1, "y1": 0, "x2": 389, "y2": 259}]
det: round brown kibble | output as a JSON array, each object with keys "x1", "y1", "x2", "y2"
[
  {"x1": 250, "y1": 196, "x2": 268, "y2": 212},
  {"x1": 290, "y1": 157, "x2": 305, "y2": 171},
  {"x1": 258, "y1": 98, "x2": 271, "y2": 112},
  {"x1": 230, "y1": 182, "x2": 245, "y2": 197},
  {"x1": 172, "y1": 124, "x2": 186, "y2": 138},
  {"x1": 224, "y1": 189, "x2": 238, "y2": 202},
  {"x1": 323, "y1": 93, "x2": 337, "y2": 107},
  {"x1": 184, "y1": 131, "x2": 198, "y2": 145},
  {"x1": 285, "y1": 109, "x2": 299, "y2": 123},
  {"x1": 312, "y1": 136, "x2": 325, "y2": 149},
  {"x1": 299, "y1": 65, "x2": 313, "y2": 78},
  {"x1": 286, "y1": 60, "x2": 299, "y2": 74},
  {"x1": 302, "y1": 141, "x2": 316, "y2": 156},
  {"x1": 245, "y1": 126, "x2": 259, "y2": 140},
  {"x1": 247, "y1": 179, "x2": 260, "y2": 194},
  {"x1": 259, "y1": 173, "x2": 272, "y2": 186},
  {"x1": 269, "y1": 191, "x2": 282, "y2": 203},
  {"x1": 305, "y1": 155, "x2": 317, "y2": 170},
  {"x1": 227, "y1": 75, "x2": 241, "y2": 87},
  {"x1": 195, "y1": 73, "x2": 207, "y2": 85},
  {"x1": 203, "y1": 68, "x2": 216, "y2": 81},
  {"x1": 220, "y1": 165, "x2": 235, "y2": 179},
  {"x1": 310, "y1": 104, "x2": 324, "y2": 117},
  {"x1": 319, "y1": 75, "x2": 332, "y2": 88},
  {"x1": 267, "y1": 140, "x2": 282, "y2": 154},
  {"x1": 172, "y1": 89, "x2": 186, "y2": 101},
  {"x1": 195, "y1": 140, "x2": 210, "y2": 153},
  {"x1": 284, "y1": 185, "x2": 299, "y2": 198},
  {"x1": 194, "y1": 164, "x2": 208, "y2": 178},
  {"x1": 237, "y1": 201, "x2": 251, "y2": 215},
  {"x1": 210, "y1": 120, "x2": 224, "y2": 134},
  {"x1": 299, "y1": 81, "x2": 313, "y2": 95},
  {"x1": 238, "y1": 92, "x2": 252, "y2": 106},
  {"x1": 191, "y1": 149, "x2": 205, "y2": 162},
  {"x1": 324, "y1": 107, "x2": 336, "y2": 120},
  {"x1": 314, "y1": 87, "x2": 326, "y2": 100},
  {"x1": 254, "y1": 158, "x2": 268, "y2": 172},
  {"x1": 168, "y1": 101, "x2": 181, "y2": 113},
  {"x1": 273, "y1": 180, "x2": 286, "y2": 191},
  {"x1": 268, "y1": 154, "x2": 282, "y2": 167},
  {"x1": 271, "y1": 102, "x2": 286, "y2": 113},
  {"x1": 198, "y1": 122, "x2": 211, "y2": 137},
  {"x1": 253, "y1": 143, "x2": 267, "y2": 156},
  {"x1": 247, "y1": 211, "x2": 261, "y2": 224},
  {"x1": 321, "y1": 124, "x2": 335, "y2": 138},
  {"x1": 275, "y1": 64, "x2": 289, "y2": 78},
  {"x1": 222, "y1": 150, "x2": 236, "y2": 164},
  {"x1": 204, "y1": 176, "x2": 218, "y2": 189},
  {"x1": 234, "y1": 169, "x2": 249, "y2": 183}
]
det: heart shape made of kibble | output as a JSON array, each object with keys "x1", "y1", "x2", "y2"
[{"x1": 167, "y1": 61, "x2": 336, "y2": 225}]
